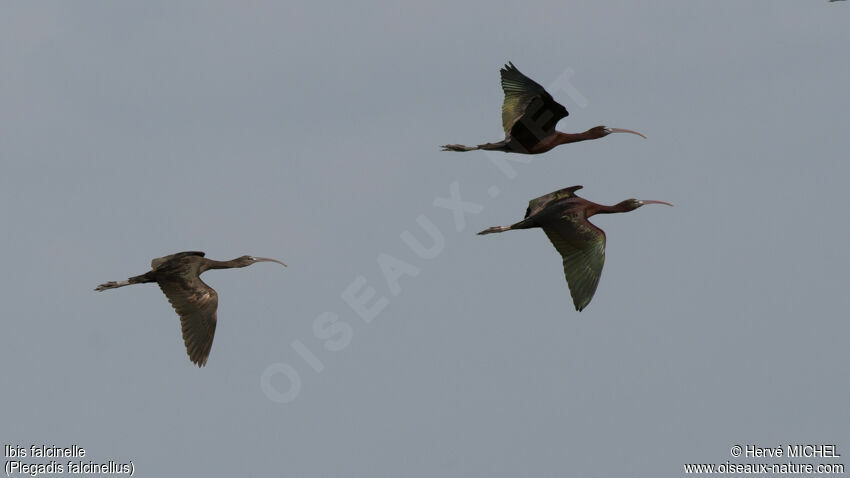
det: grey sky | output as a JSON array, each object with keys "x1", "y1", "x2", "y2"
[{"x1": 1, "y1": 1, "x2": 848, "y2": 476}]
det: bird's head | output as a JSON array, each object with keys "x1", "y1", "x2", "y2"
[
  {"x1": 237, "y1": 256, "x2": 288, "y2": 268},
  {"x1": 591, "y1": 126, "x2": 647, "y2": 139},
  {"x1": 617, "y1": 198, "x2": 674, "y2": 211}
]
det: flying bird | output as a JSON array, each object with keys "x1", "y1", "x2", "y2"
[
  {"x1": 478, "y1": 186, "x2": 671, "y2": 311},
  {"x1": 442, "y1": 62, "x2": 645, "y2": 155},
  {"x1": 95, "y1": 251, "x2": 287, "y2": 367}
]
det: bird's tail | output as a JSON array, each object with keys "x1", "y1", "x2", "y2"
[
  {"x1": 477, "y1": 225, "x2": 512, "y2": 235},
  {"x1": 94, "y1": 272, "x2": 155, "y2": 291},
  {"x1": 441, "y1": 140, "x2": 508, "y2": 152}
]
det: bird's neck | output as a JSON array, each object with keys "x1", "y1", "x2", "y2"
[
  {"x1": 554, "y1": 129, "x2": 601, "y2": 145},
  {"x1": 201, "y1": 258, "x2": 248, "y2": 272},
  {"x1": 204, "y1": 261, "x2": 231, "y2": 270},
  {"x1": 525, "y1": 131, "x2": 596, "y2": 153},
  {"x1": 586, "y1": 202, "x2": 630, "y2": 217}
]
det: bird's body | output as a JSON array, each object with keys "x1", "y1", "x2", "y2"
[
  {"x1": 95, "y1": 251, "x2": 286, "y2": 367},
  {"x1": 442, "y1": 62, "x2": 645, "y2": 155},
  {"x1": 478, "y1": 186, "x2": 671, "y2": 311}
]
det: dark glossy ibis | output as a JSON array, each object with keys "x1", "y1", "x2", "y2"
[
  {"x1": 478, "y1": 186, "x2": 671, "y2": 311},
  {"x1": 442, "y1": 62, "x2": 645, "y2": 155},
  {"x1": 95, "y1": 251, "x2": 286, "y2": 367}
]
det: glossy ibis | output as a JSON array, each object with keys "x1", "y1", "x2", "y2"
[
  {"x1": 478, "y1": 186, "x2": 671, "y2": 311},
  {"x1": 442, "y1": 62, "x2": 645, "y2": 155},
  {"x1": 95, "y1": 251, "x2": 286, "y2": 367}
]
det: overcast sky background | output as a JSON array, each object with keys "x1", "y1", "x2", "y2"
[{"x1": 1, "y1": 1, "x2": 848, "y2": 476}]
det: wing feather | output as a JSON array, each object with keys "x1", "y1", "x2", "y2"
[
  {"x1": 525, "y1": 185, "x2": 583, "y2": 218},
  {"x1": 158, "y1": 276, "x2": 218, "y2": 366},
  {"x1": 541, "y1": 215, "x2": 606, "y2": 311},
  {"x1": 500, "y1": 62, "x2": 569, "y2": 141},
  {"x1": 152, "y1": 251, "x2": 205, "y2": 270}
]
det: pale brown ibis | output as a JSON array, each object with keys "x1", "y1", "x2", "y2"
[
  {"x1": 442, "y1": 62, "x2": 645, "y2": 154},
  {"x1": 478, "y1": 186, "x2": 671, "y2": 311},
  {"x1": 95, "y1": 251, "x2": 286, "y2": 367}
]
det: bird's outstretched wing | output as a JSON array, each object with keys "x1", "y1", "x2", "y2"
[
  {"x1": 500, "y1": 62, "x2": 569, "y2": 142},
  {"x1": 540, "y1": 215, "x2": 606, "y2": 311},
  {"x1": 151, "y1": 251, "x2": 205, "y2": 270},
  {"x1": 158, "y1": 276, "x2": 218, "y2": 366},
  {"x1": 525, "y1": 185, "x2": 584, "y2": 218}
]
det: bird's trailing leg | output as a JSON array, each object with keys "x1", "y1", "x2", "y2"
[
  {"x1": 478, "y1": 217, "x2": 536, "y2": 235},
  {"x1": 94, "y1": 272, "x2": 155, "y2": 291},
  {"x1": 477, "y1": 225, "x2": 511, "y2": 235},
  {"x1": 94, "y1": 280, "x2": 130, "y2": 291},
  {"x1": 441, "y1": 140, "x2": 510, "y2": 152},
  {"x1": 441, "y1": 144, "x2": 477, "y2": 152}
]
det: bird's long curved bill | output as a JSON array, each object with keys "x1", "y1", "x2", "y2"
[
  {"x1": 609, "y1": 128, "x2": 647, "y2": 139},
  {"x1": 253, "y1": 257, "x2": 288, "y2": 267},
  {"x1": 639, "y1": 200, "x2": 674, "y2": 207}
]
